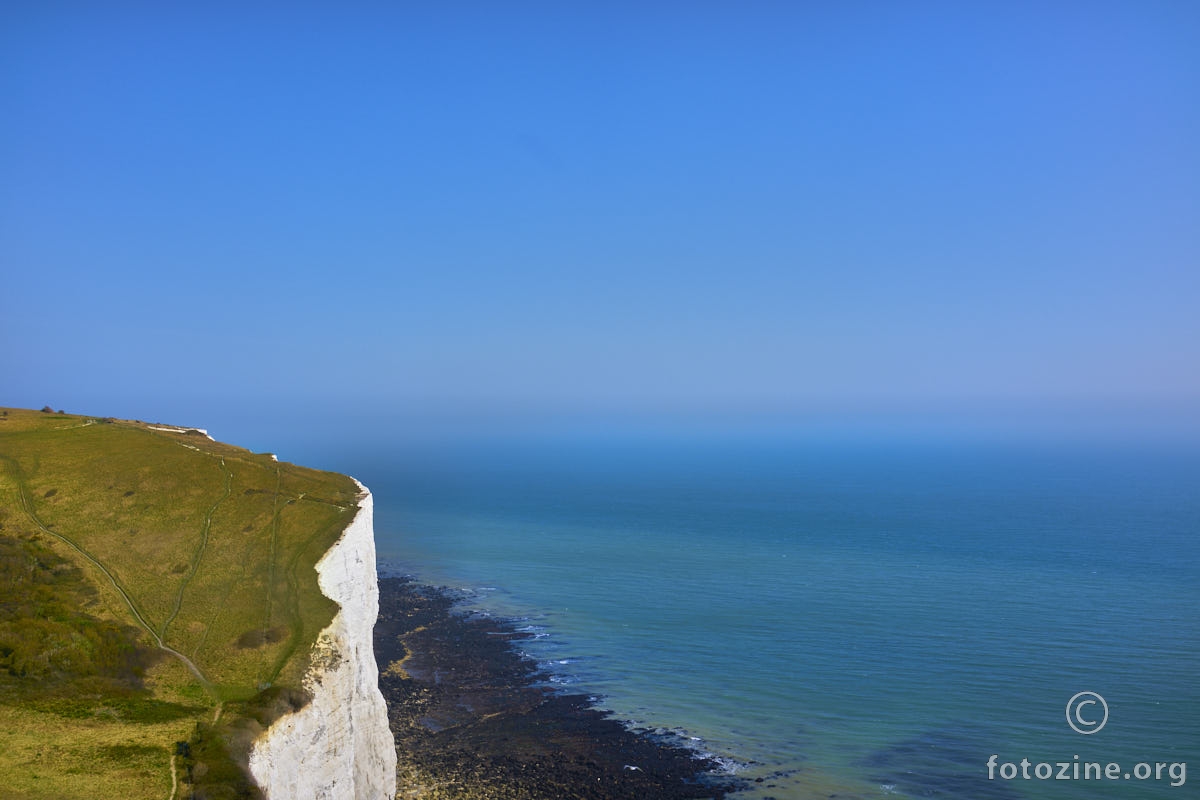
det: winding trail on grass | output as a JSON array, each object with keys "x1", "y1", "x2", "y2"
[
  {"x1": 258, "y1": 466, "x2": 283, "y2": 685},
  {"x1": 160, "y1": 458, "x2": 233, "y2": 641},
  {"x1": 52, "y1": 419, "x2": 97, "y2": 431},
  {"x1": 168, "y1": 752, "x2": 178, "y2": 800},
  {"x1": 0, "y1": 454, "x2": 217, "y2": 698}
]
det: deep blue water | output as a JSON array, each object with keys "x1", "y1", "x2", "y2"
[{"x1": 337, "y1": 437, "x2": 1198, "y2": 799}]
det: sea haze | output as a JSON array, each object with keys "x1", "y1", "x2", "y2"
[{"x1": 336, "y1": 435, "x2": 1198, "y2": 800}]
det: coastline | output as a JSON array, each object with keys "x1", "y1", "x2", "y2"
[
  {"x1": 373, "y1": 575, "x2": 745, "y2": 799},
  {"x1": 248, "y1": 480, "x2": 398, "y2": 799}
]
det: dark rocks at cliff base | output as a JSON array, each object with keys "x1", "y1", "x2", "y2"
[{"x1": 375, "y1": 576, "x2": 743, "y2": 800}]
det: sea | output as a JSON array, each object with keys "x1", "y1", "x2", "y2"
[{"x1": 318, "y1": 433, "x2": 1198, "y2": 799}]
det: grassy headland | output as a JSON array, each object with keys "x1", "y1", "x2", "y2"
[{"x1": 0, "y1": 406, "x2": 360, "y2": 799}]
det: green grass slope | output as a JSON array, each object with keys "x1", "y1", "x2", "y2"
[{"x1": 0, "y1": 406, "x2": 361, "y2": 799}]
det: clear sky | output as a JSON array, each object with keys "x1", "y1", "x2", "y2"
[{"x1": 3, "y1": 2, "x2": 1198, "y2": 444}]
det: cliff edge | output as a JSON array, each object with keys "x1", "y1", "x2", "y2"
[{"x1": 248, "y1": 481, "x2": 397, "y2": 799}]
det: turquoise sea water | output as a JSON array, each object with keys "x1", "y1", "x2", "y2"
[{"x1": 340, "y1": 437, "x2": 1198, "y2": 799}]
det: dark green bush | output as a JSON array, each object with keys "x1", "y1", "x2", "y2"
[{"x1": 0, "y1": 534, "x2": 156, "y2": 688}]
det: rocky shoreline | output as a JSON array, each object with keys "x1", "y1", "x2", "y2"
[{"x1": 374, "y1": 576, "x2": 745, "y2": 799}]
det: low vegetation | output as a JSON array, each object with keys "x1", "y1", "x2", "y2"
[{"x1": 0, "y1": 406, "x2": 360, "y2": 799}]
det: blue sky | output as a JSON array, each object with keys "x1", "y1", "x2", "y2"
[{"x1": 3, "y1": 2, "x2": 1198, "y2": 443}]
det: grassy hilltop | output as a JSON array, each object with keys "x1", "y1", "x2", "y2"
[{"x1": 0, "y1": 406, "x2": 361, "y2": 799}]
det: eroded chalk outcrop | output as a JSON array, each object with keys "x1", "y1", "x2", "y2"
[{"x1": 248, "y1": 482, "x2": 397, "y2": 799}]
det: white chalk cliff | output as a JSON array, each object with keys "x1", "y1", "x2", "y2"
[{"x1": 249, "y1": 481, "x2": 397, "y2": 799}]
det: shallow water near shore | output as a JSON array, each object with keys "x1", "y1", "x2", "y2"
[{"x1": 341, "y1": 436, "x2": 1198, "y2": 799}]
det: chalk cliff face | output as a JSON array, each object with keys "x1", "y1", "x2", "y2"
[{"x1": 249, "y1": 482, "x2": 397, "y2": 799}]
